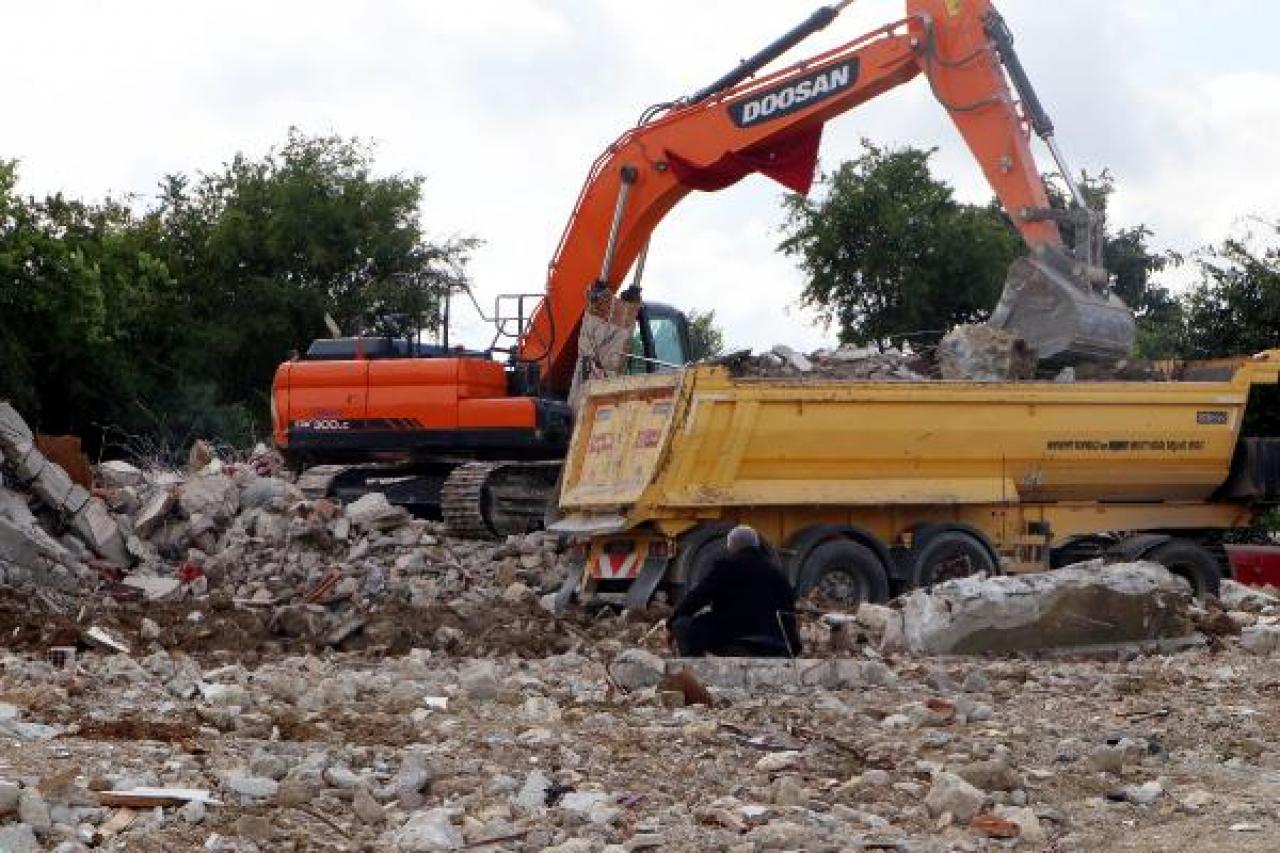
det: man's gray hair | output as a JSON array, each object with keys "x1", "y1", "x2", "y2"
[{"x1": 726, "y1": 524, "x2": 760, "y2": 554}]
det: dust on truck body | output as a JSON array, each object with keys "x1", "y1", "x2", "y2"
[{"x1": 552, "y1": 352, "x2": 1280, "y2": 608}]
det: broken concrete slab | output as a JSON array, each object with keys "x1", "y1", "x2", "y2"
[
  {"x1": 0, "y1": 403, "x2": 130, "y2": 566},
  {"x1": 122, "y1": 575, "x2": 182, "y2": 602},
  {"x1": 179, "y1": 475, "x2": 239, "y2": 523},
  {"x1": 134, "y1": 489, "x2": 178, "y2": 539},
  {"x1": 98, "y1": 460, "x2": 145, "y2": 489},
  {"x1": 345, "y1": 492, "x2": 410, "y2": 529},
  {"x1": 771, "y1": 345, "x2": 813, "y2": 373},
  {"x1": 240, "y1": 477, "x2": 291, "y2": 512},
  {"x1": 939, "y1": 324, "x2": 1037, "y2": 382},
  {"x1": 893, "y1": 562, "x2": 1194, "y2": 655}
]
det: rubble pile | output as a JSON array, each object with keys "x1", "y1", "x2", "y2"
[
  {"x1": 0, "y1": 402, "x2": 579, "y2": 656},
  {"x1": 6, "y1": 393, "x2": 1280, "y2": 849},
  {"x1": 725, "y1": 344, "x2": 933, "y2": 381},
  {"x1": 4, "y1": 581, "x2": 1280, "y2": 850}
]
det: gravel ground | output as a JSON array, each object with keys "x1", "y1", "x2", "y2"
[{"x1": 3, "y1": 591, "x2": 1280, "y2": 852}]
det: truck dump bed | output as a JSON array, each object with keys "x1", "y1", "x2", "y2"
[{"x1": 558, "y1": 352, "x2": 1280, "y2": 528}]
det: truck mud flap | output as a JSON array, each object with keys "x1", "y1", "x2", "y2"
[{"x1": 625, "y1": 558, "x2": 669, "y2": 611}]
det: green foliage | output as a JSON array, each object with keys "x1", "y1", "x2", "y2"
[
  {"x1": 686, "y1": 309, "x2": 725, "y2": 361},
  {"x1": 144, "y1": 129, "x2": 477, "y2": 423},
  {"x1": 781, "y1": 144, "x2": 1185, "y2": 357},
  {"x1": 1178, "y1": 227, "x2": 1280, "y2": 437},
  {"x1": 778, "y1": 141, "x2": 1021, "y2": 349},
  {"x1": 0, "y1": 131, "x2": 476, "y2": 456}
]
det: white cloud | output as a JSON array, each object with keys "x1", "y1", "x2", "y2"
[{"x1": 3, "y1": 0, "x2": 1279, "y2": 350}]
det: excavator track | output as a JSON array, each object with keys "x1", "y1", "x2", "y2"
[{"x1": 441, "y1": 461, "x2": 562, "y2": 540}]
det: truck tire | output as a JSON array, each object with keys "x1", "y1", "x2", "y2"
[
  {"x1": 1146, "y1": 539, "x2": 1222, "y2": 600},
  {"x1": 797, "y1": 540, "x2": 890, "y2": 605},
  {"x1": 910, "y1": 530, "x2": 998, "y2": 589}
]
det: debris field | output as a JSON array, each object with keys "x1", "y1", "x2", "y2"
[{"x1": 2, "y1": 366, "x2": 1280, "y2": 852}]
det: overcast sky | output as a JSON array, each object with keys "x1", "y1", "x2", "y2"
[{"x1": 6, "y1": 1, "x2": 1279, "y2": 352}]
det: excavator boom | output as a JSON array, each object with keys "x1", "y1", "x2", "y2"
[{"x1": 519, "y1": 0, "x2": 1135, "y2": 390}]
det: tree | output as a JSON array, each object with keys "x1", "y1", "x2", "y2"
[
  {"x1": 1177, "y1": 226, "x2": 1280, "y2": 437},
  {"x1": 0, "y1": 161, "x2": 177, "y2": 436},
  {"x1": 779, "y1": 141, "x2": 1022, "y2": 349},
  {"x1": 0, "y1": 131, "x2": 477, "y2": 456},
  {"x1": 143, "y1": 129, "x2": 478, "y2": 426},
  {"x1": 686, "y1": 309, "x2": 725, "y2": 360}
]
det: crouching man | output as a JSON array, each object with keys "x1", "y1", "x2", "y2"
[{"x1": 667, "y1": 525, "x2": 802, "y2": 658}]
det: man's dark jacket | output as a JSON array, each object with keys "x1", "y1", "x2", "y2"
[{"x1": 671, "y1": 546, "x2": 801, "y2": 652}]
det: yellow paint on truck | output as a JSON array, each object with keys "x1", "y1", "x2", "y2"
[{"x1": 555, "y1": 351, "x2": 1280, "y2": 603}]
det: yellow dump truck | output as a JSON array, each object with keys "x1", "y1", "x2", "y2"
[{"x1": 551, "y1": 351, "x2": 1280, "y2": 608}]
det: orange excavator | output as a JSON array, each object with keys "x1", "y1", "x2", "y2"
[{"x1": 272, "y1": 0, "x2": 1136, "y2": 537}]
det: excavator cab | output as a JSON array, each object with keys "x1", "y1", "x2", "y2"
[{"x1": 626, "y1": 303, "x2": 694, "y2": 374}]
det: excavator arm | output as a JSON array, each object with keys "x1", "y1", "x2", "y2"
[{"x1": 519, "y1": 0, "x2": 1135, "y2": 395}]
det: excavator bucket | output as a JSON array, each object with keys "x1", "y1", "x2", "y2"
[{"x1": 989, "y1": 247, "x2": 1136, "y2": 364}]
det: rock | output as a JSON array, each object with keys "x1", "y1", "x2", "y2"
[
  {"x1": 962, "y1": 668, "x2": 992, "y2": 693},
  {"x1": 610, "y1": 648, "x2": 666, "y2": 690},
  {"x1": 323, "y1": 765, "x2": 362, "y2": 790},
  {"x1": 750, "y1": 820, "x2": 809, "y2": 850},
  {"x1": 861, "y1": 660, "x2": 897, "y2": 686},
  {"x1": 513, "y1": 770, "x2": 552, "y2": 813},
  {"x1": 1088, "y1": 745, "x2": 1127, "y2": 774},
  {"x1": 98, "y1": 460, "x2": 144, "y2": 488},
  {"x1": 396, "y1": 809, "x2": 464, "y2": 851},
  {"x1": 924, "y1": 772, "x2": 985, "y2": 823},
  {"x1": 502, "y1": 581, "x2": 534, "y2": 604},
  {"x1": 993, "y1": 805, "x2": 1046, "y2": 844},
  {"x1": 755, "y1": 751, "x2": 802, "y2": 772},
  {"x1": 460, "y1": 661, "x2": 501, "y2": 700},
  {"x1": 235, "y1": 814, "x2": 274, "y2": 842},
  {"x1": 1115, "y1": 780, "x2": 1164, "y2": 806},
  {"x1": 938, "y1": 324, "x2": 1036, "y2": 382},
  {"x1": 122, "y1": 575, "x2": 181, "y2": 601},
  {"x1": 353, "y1": 786, "x2": 385, "y2": 825},
  {"x1": 346, "y1": 493, "x2": 409, "y2": 528},
  {"x1": 228, "y1": 776, "x2": 278, "y2": 800},
  {"x1": 276, "y1": 779, "x2": 316, "y2": 808},
  {"x1": 179, "y1": 475, "x2": 239, "y2": 523},
  {"x1": 187, "y1": 439, "x2": 215, "y2": 472},
  {"x1": 925, "y1": 668, "x2": 959, "y2": 693},
  {"x1": 772, "y1": 345, "x2": 813, "y2": 373},
  {"x1": 956, "y1": 758, "x2": 1022, "y2": 792},
  {"x1": 239, "y1": 477, "x2": 290, "y2": 511},
  {"x1": 1220, "y1": 579, "x2": 1278, "y2": 612},
  {"x1": 898, "y1": 562, "x2": 1194, "y2": 655},
  {"x1": 1180, "y1": 789, "x2": 1214, "y2": 813},
  {"x1": 17, "y1": 789, "x2": 50, "y2": 832},
  {"x1": 0, "y1": 824, "x2": 39, "y2": 853},
  {"x1": 140, "y1": 617, "x2": 162, "y2": 641},
  {"x1": 179, "y1": 799, "x2": 207, "y2": 825},
  {"x1": 1240, "y1": 625, "x2": 1280, "y2": 655},
  {"x1": 0, "y1": 781, "x2": 19, "y2": 816},
  {"x1": 132, "y1": 484, "x2": 177, "y2": 537}
]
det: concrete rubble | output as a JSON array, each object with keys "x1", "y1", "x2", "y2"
[
  {"x1": 727, "y1": 343, "x2": 932, "y2": 381},
  {"x1": 888, "y1": 562, "x2": 1197, "y2": 655},
  {"x1": 3, "y1": 403, "x2": 1280, "y2": 849},
  {"x1": 937, "y1": 324, "x2": 1038, "y2": 382}
]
